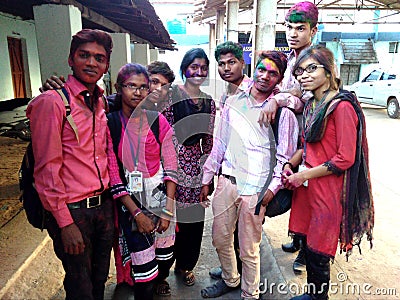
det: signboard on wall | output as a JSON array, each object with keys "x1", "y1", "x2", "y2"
[{"x1": 241, "y1": 43, "x2": 290, "y2": 65}]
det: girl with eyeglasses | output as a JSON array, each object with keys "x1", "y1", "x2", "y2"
[
  {"x1": 282, "y1": 45, "x2": 374, "y2": 300},
  {"x1": 109, "y1": 63, "x2": 178, "y2": 299}
]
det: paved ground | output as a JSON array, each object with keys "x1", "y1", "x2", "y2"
[{"x1": 0, "y1": 105, "x2": 399, "y2": 299}]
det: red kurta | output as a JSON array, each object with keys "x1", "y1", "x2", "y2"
[{"x1": 289, "y1": 101, "x2": 358, "y2": 257}]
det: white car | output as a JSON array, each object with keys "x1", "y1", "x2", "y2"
[{"x1": 345, "y1": 69, "x2": 400, "y2": 119}]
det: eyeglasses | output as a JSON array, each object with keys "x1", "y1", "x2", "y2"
[
  {"x1": 120, "y1": 84, "x2": 149, "y2": 93},
  {"x1": 294, "y1": 64, "x2": 325, "y2": 76}
]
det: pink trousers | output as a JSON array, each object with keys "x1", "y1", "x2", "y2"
[{"x1": 212, "y1": 176, "x2": 266, "y2": 299}]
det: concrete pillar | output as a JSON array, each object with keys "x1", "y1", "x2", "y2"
[
  {"x1": 208, "y1": 23, "x2": 217, "y2": 100},
  {"x1": 132, "y1": 43, "x2": 150, "y2": 65},
  {"x1": 251, "y1": 0, "x2": 276, "y2": 73},
  {"x1": 216, "y1": 9, "x2": 225, "y2": 45},
  {"x1": 109, "y1": 33, "x2": 131, "y2": 93},
  {"x1": 209, "y1": 23, "x2": 216, "y2": 58},
  {"x1": 226, "y1": 0, "x2": 239, "y2": 42},
  {"x1": 33, "y1": 4, "x2": 82, "y2": 83},
  {"x1": 150, "y1": 49, "x2": 158, "y2": 63}
]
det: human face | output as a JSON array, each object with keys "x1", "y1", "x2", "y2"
[
  {"x1": 285, "y1": 22, "x2": 317, "y2": 53},
  {"x1": 68, "y1": 42, "x2": 109, "y2": 91},
  {"x1": 119, "y1": 73, "x2": 149, "y2": 113},
  {"x1": 295, "y1": 58, "x2": 330, "y2": 95},
  {"x1": 184, "y1": 58, "x2": 208, "y2": 86},
  {"x1": 253, "y1": 58, "x2": 282, "y2": 95},
  {"x1": 148, "y1": 73, "x2": 170, "y2": 103},
  {"x1": 217, "y1": 53, "x2": 244, "y2": 86}
]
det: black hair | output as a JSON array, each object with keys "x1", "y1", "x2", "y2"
[{"x1": 179, "y1": 48, "x2": 209, "y2": 80}]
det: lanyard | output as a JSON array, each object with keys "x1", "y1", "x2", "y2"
[{"x1": 120, "y1": 111, "x2": 143, "y2": 171}]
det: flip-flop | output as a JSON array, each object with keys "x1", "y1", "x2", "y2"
[{"x1": 154, "y1": 280, "x2": 171, "y2": 296}]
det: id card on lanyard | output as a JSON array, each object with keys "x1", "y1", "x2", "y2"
[
  {"x1": 121, "y1": 111, "x2": 144, "y2": 192},
  {"x1": 128, "y1": 171, "x2": 143, "y2": 192}
]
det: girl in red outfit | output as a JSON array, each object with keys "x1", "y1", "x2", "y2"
[{"x1": 282, "y1": 45, "x2": 374, "y2": 300}]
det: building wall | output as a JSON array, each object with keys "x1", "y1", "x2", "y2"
[
  {"x1": 0, "y1": 13, "x2": 42, "y2": 102},
  {"x1": 325, "y1": 39, "x2": 400, "y2": 83}
]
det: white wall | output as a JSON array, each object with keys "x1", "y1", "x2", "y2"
[
  {"x1": 33, "y1": 4, "x2": 82, "y2": 85},
  {"x1": 375, "y1": 41, "x2": 400, "y2": 73},
  {"x1": 0, "y1": 12, "x2": 42, "y2": 101}
]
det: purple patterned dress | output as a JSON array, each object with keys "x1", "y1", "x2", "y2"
[{"x1": 163, "y1": 85, "x2": 216, "y2": 208}]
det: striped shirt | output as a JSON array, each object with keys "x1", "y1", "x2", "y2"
[{"x1": 203, "y1": 84, "x2": 298, "y2": 195}]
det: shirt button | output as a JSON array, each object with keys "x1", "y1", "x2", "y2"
[
  {"x1": 96, "y1": 156, "x2": 99, "y2": 160},
  {"x1": 95, "y1": 133, "x2": 98, "y2": 137}
]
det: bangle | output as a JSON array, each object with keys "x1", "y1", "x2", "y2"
[
  {"x1": 161, "y1": 208, "x2": 174, "y2": 218},
  {"x1": 282, "y1": 161, "x2": 294, "y2": 171},
  {"x1": 133, "y1": 208, "x2": 142, "y2": 219}
]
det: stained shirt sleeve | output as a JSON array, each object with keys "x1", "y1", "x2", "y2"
[
  {"x1": 273, "y1": 92, "x2": 304, "y2": 113},
  {"x1": 26, "y1": 92, "x2": 73, "y2": 228},
  {"x1": 268, "y1": 108, "x2": 299, "y2": 194}
]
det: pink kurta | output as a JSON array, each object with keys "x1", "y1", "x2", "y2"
[{"x1": 289, "y1": 100, "x2": 358, "y2": 257}]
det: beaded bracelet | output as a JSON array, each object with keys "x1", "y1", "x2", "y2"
[
  {"x1": 133, "y1": 208, "x2": 142, "y2": 219},
  {"x1": 282, "y1": 161, "x2": 294, "y2": 171},
  {"x1": 161, "y1": 208, "x2": 174, "y2": 218}
]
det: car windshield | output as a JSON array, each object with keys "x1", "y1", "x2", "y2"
[{"x1": 365, "y1": 70, "x2": 381, "y2": 82}]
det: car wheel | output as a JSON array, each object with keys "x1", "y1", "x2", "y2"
[{"x1": 387, "y1": 98, "x2": 400, "y2": 119}]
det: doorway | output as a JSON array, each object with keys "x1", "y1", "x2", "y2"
[
  {"x1": 7, "y1": 37, "x2": 27, "y2": 98},
  {"x1": 340, "y1": 64, "x2": 360, "y2": 86}
]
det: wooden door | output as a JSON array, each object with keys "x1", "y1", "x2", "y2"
[
  {"x1": 7, "y1": 37, "x2": 27, "y2": 98},
  {"x1": 340, "y1": 64, "x2": 360, "y2": 86}
]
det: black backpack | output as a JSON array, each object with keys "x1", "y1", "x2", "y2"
[{"x1": 19, "y1": 88, "x2": 75, "y2": 230}]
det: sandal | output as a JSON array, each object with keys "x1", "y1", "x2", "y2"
[
  {"x1": 154, "y1": 280, "x2": 171, "y2": 296},
  {"x1": 174, "y1": 269, "x2": 195, "y2": 286}
]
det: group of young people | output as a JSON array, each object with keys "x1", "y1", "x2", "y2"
[{"x1": 28, "y1": 1, "x2": 374, "y2": 300}]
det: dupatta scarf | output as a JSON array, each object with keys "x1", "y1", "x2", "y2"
[{"x1": 303, "y1": 90, "x2": 374, "y2": 259}]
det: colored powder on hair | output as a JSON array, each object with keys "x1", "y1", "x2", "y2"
[{"x1": 286, "y1": 2, "x2": 318, "y2": 27}]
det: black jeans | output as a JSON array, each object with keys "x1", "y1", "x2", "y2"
[{"x1": 46, "y1": 196, "x2": 114, "y2": 300}]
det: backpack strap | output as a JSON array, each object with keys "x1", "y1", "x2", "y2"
[
  {"x1": 102, "y1": 95, "x2": 109, "y2": 113},
  {"x1": 270, "y1": 107, "x2": 282, "y2": 144},
  {"x1": 254, "y1": 106, "x2": 283, "y2": 215},
  {"x1": 55, "y1": 88, "x2": 79, "y2": 143},
  {"x1": 145, "y1": 110, "x2": 160, "y2": 145},
  {"x1": 107, "y1": 111, "x2": 126, "y2": 184},
  {"x1": 107, "y1": 111, "x2": 122, "y2": 157}
]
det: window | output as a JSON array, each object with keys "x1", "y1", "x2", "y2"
[
  {"x1": 382, "y1": 72, "x2": 397, "y2": 80},
  {"x1": 389, "y1": 42, "x2": 399, "y2": 54},
  {"x1": 364, "y1": 70, "x2": 380, "y2": 82}
]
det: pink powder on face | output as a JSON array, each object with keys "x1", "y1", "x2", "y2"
[{"x1": 254, "y1": 58, "x2": 280, "y2": 80}]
